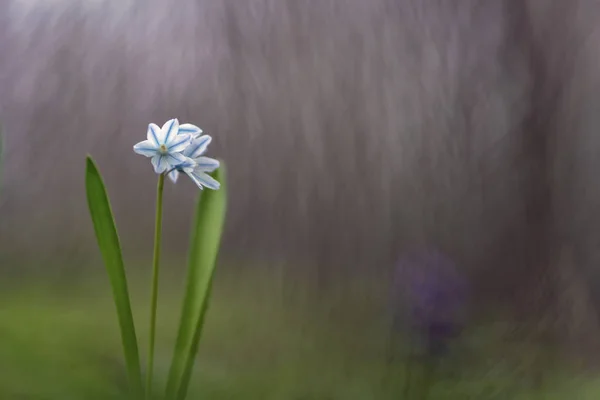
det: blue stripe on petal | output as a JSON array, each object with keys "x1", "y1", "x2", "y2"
[
  {"x1": 190, "y1": 170, "x2": 220, "y2": 190},
  {"x1": 194, "y1": 156, "x2": 219, "y2": 172},
  {"x1": 184, "y1": 170, "x2": 204, "y2": 190},
  {"x1": 184, "y1": 135, "x2": 212, "y2": 158},
  {"x1": 161, "y1": 118, "x2": 179, "y2": 144},
  {"x1": 178, "y1": 123, "x2": 203, "y2": 137},
  {"x1": 133, "y1": 139, "x2": 158, "y2": 157},
  {"x1": 151, "y1": 154, "x2": 169, "y2": 174},
  {"x1": 147, "y1": 123, "x2": 161, "y2": 146},
  {"x1": 167, "y1": 133, "x2": 192, "y2": 152},
  {"x1": 178, "y1": 156, "x2": 196, "y2": 170},
  {"x1": 165, "y1": 152, "x2": 187, "y2": 168}
]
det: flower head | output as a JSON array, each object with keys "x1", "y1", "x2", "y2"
[
  {"x1": 168, "y1": 134, "x2": 220, "y2": 190},
  {"x1": 133, "y1": 118, "x2": 220, "y2": 190},
  {"x1": 133, "y1": 119, "x2": 192, "y2": 174}
]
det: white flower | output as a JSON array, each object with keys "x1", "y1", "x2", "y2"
[
  {"x1": 168, "y1": 134, "x2": 220, "y2": 190},
  {"x1": 133, "y1": 118, "x2": 192, "y2": 174}
]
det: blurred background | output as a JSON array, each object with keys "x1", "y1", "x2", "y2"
[{"x1": 2, "y1": 0, "x2": 600, "y2": 398}]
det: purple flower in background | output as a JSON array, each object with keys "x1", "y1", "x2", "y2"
[{"x1": 390, "y1": 248, "x2": 469, "y2": 358}]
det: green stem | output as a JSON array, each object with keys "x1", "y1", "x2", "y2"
[{"x1": 146, "y1": 173, "x2": 165, "y2": 399}]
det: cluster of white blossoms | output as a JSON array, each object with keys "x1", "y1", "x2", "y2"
[{"x1": 133, "y1": 118, "x2": 220, "y2": 190}]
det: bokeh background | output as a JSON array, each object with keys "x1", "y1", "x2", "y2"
[{"x1": 2, "y1": 0, "x2": 600, "y2": 398}]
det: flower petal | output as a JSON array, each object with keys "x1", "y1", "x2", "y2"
[
  {"x1": 178, "y1": 123, "x2": 203, "y2": 138},
  {"x1": 164, "y1": 152, "x2": 188, "y2": 168},
  {"x1": 161, "y1": 118, "x2": 179, "y2": 144},
  {"x1": 151, "y1": 154, "x2": 170, "y2": 174},
  {"x1": 133, "y1": 140, "x2": 158, "y2": 157},
  {"x1": 178, "y1": 156, "x2": 196, "y2": 171},
  {"x1": 187, "y1": 170, "x2": 220, "y2": 190},
  {"x1": 194, "y1": 156, "x2": 219, "y2": 172},
  {"x1": 147, "y1": 123, "x2": 162, "y2": 146},
  {"x1": 166, "y1": 133, "x2": 192, "y2": 153},
  {"x1": 184, "y1": 135, "x2": 212, "y2": 158},
  {"x1": 168, "y1": 169, "x2": 180, "y2": 183}
]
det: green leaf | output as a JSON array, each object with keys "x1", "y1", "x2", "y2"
[
  {"x1": 85, "y1": 156, "x2": 144, "y2": 399},
  {"x1": 165, "y1": 163, "x2": 228, "y2": 400}
]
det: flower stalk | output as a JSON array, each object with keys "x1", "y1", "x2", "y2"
[{"x1": 146, "y1": 172, "x2": 165, "y2": 398}]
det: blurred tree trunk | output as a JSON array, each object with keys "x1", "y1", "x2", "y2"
[{"x1": 507, "y1": 0, "x2": 600, "y2": 368}]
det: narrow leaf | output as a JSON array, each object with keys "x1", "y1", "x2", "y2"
[
  {"x1": 85, "y1": 156, "x2": 144, "y2": 399},
  {"x1": 165, "y1": 163, "x2": 228, "y2": 400}
]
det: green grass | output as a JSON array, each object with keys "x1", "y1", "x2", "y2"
[{"x1": 1, "y1": 265, "x2": 599, "y2": 399}]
